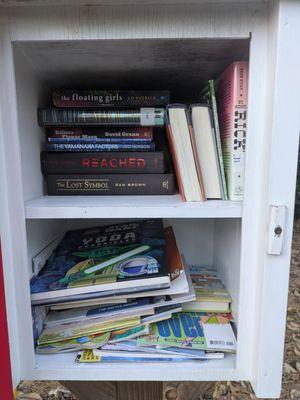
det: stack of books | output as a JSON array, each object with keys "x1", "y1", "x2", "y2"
[
  {"x1": 30, "y1": 220, "x2": 236, "y2": 363},
  {"x1": 38, "y1": 90, "x2": 175, "y2": 195}
]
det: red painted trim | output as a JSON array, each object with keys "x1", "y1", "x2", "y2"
[{"x1": 0, "y1": 242, "x2": 14, "y2": 400}]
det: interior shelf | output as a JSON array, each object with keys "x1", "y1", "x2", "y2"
[
  {"x1": 33, "y1": 353, "x2": 237, "y2": 381},
  {"x1": 24, "y1": 195, "x2": 243, "y2": 219}
]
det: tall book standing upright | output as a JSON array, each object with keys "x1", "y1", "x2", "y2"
[
  {"x1": 200, "y1": 81, "x2": 228, "y2": 200},
  {"x1": 189, "y1": 105, "x2": 223, "y2": 199},
  {"x1": 216, "y1": 61, "x2": 249, "y2": 201},
  {"x1": 165, "y1": 105, "x2": 205, "y2": 202}
]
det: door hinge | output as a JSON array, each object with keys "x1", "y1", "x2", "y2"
[{"x1": 267, "y1": 205, "x2": 286, "y2": 255}]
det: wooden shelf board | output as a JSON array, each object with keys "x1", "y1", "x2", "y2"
[
  {"x1": 25, "y1": 195, "x2": 242, "y2": 219},
  {"x1": 32, "y1": 353, "x2": 237, "y2": 381}
]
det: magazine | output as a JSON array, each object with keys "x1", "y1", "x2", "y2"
[{"x1": 137, "y1": 312, "x2": 236, "y2": 352}]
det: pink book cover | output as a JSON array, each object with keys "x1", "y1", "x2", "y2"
[{"x1": 217, "y1": 61, "x2": 248, "y2": 201}]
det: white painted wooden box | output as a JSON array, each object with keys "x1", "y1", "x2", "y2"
[{"x1": 0, "y1": 1, "x2": 299, "y2": 398}]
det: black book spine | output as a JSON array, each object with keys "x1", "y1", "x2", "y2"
[
  {"x1": 53, "y1": 90, "x2": 170, "y2": 107},
  {"x1": 41, "y1": 151, "x2": 166, "y2": 174},
  {"x1": 37, "y1": 108, "x2": 165, "y2": 127},
  {"x1": 47, "y1": 174, "x2": 174, "y2": 195}
]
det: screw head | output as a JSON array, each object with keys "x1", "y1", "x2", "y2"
[{"x1": 165, "y1": 388, "x2": 178, "y2": 400}]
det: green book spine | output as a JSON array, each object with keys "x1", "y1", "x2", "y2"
[{"x1": 200, "y1": 81, "x2": 228, "y2": 200}]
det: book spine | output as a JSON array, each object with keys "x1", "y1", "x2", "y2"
[
  {"x1": 41, "y1": 151, "x2": 166, "y2": 174},
  {"x1": 44, "y1": 142, "x2": 155, "y2": 152},
  {"x1": 53, "y1": 90, "x2": 170, "y2": 107},
  {"x1": 48, "y1": 127, "x2": 153, "y2": 139},
  {"x1": 230, "y1": 62, "x2": 248, "y2": 200},
  {"x1": 38, "y1": 108, "x2": 165, "y2": 127},
  {"x1": 47, "y1": 137, "x2": 151, "y2": 143},
  {"x1": 217, "y1": 62, "x2": 248, "y2": 201},
  {"x1": 208, "y1": 81, "x2": 228, "y2": 200},
  {"x1": 47, "y1": 174, "x2": 174, "y2": 195}
]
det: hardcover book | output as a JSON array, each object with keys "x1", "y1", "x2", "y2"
[
  {"x1": 200, "y1": 81, "x2": 228, "y2": 200},
  {"x1": 38, "y1": 108, "x2": 165, "y2": 127},
  {"x1": 44, "y1": 142, "x2": 155, "y2": 152},
  {"x1": 53, "y1": 90, "x2": 170, "y2": 108},
  {"x1": 47, "y1": 137, "x2": 151, "y2": 143},
  {"x1": 41, "y1": 151, "x2": 167, "y2": 174},
  {"x1": 48, "y1": 127, "x2": 153, "y2": 140},
  {"x1": 46, "y1": 174, "x2": 174, "y2": 195},
  {"x1": 216, "y1": 61, "x2": 248, "y2": 201},
  {"x1": 30, "y1": 220, "x2": 170, "y2": 303}
]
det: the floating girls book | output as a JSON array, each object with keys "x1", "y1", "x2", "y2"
[{"x1": 30, "y1": 219, "x2": 170, "y2": 304}]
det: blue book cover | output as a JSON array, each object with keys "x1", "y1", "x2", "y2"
[
  {"x1": 30, "y1": 220, "x2": 169, "y2": 303},
  {"x1": 45, "y1": 142, "x2": 155, "y2": 152}
]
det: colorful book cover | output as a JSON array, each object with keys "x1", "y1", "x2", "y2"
[
  {"x1": 44, "y1": 142, "x2": 155, "y2": 152},
  {"x1": 45, "y1": 298, "x2": 152, "y2": 326},
  {"x1": 187, "y1": 266, "x2": 232, "y2": 304},
  {"x1": 137, "y1": 312, "x2": 236, "y2": 351},
  {"x1": 53, "y1": 90, "x2": 170, "y2": 107},
  {"x1": 38, "y1": 316, "x2": 140, "y2": 345},
  {"x1": 36, "y1": 331, "x2": 110, "y2": 354},
  {"x1": 75, "y1": 349, "x2": 201, "y2": 363},
  {"x1": 30, "y1": 219, "x2": 169, "y2": 302},
  {"x1": 200, "y1": 81, "x2": 228, "y2": 200},
  {"x1": 37, "y1": 108, "x2": 165, "y2": 127},
  {"x1": 216, "y1": 61, "x2": 248, "y2": 201},
  {"x1": 108, "y1": 324, "x2": 149, "y2": 343}
]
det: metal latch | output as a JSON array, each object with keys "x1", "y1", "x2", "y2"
[{"x1": 267, "y1": 205, "x2": 286, "y2": 255}]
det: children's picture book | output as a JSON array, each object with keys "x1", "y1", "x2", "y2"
[
  {"x1": 45, "y1": 298, "x2": 153, "y2": 327},
  {"x1": 36, "y1": 331, "x2": 110, "y2": 354},
  {"x1": 137, "y1": 312, "x2": 236, "y2": 352},
  {"x1": 182, "y1": 266, "x2": 232, "y2": 312},
  {"x1": 75, "y1": 349, "x2": 204, "y2": 363},
  {"x1": 108, "y1": 324, "x2": 149, "y2": 343},
  {"x1": 30, "y1": 220, "x2": 170, "y2": 303},
  {"x1": 38, "y1": 315, "x2": 141, "y2": 345}
]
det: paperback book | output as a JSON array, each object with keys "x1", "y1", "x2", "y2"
[
  {"x1": 38, "y1": 315, "x2": 141, "y2": 345},
  {"x1": 30, "y1": 219, "x2": 170, "y2": 303},
  {"x1": 182, "y1": 266, "x2": 232, "y2": 313},
  {"x1": 137, "y1": 311, "x2": 236, "y2": 352}
]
